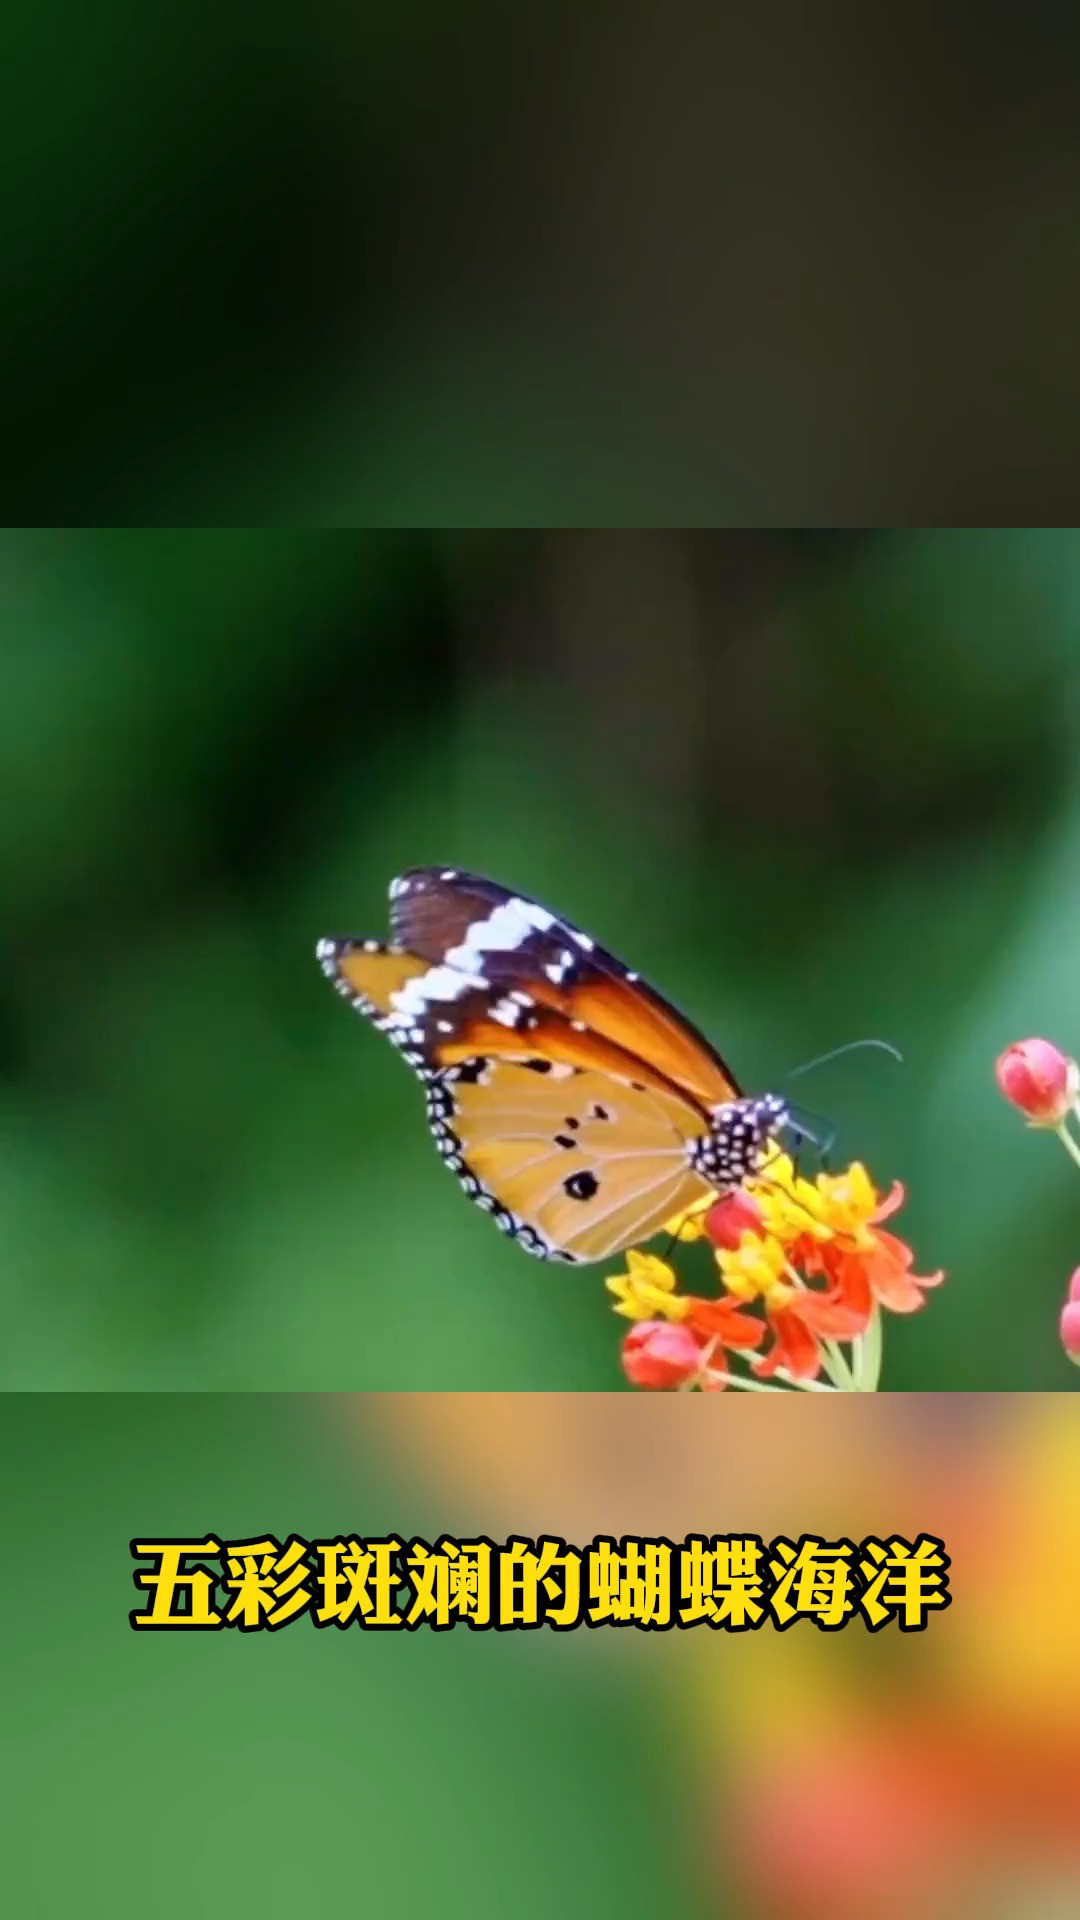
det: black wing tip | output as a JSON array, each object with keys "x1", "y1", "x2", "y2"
[{"x1": 391, "y1": 865, "x2": 511, "y2": 897}]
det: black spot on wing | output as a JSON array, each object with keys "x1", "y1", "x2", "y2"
[
  {"x1": 564, "y1": 1170, "x2": 598, "y2": 1201},
  {"x1": 453, "y1": 1056, "x2": 489, "y2": 1085}
]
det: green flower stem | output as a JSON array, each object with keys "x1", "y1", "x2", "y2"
[
  {"x1": 820, "y1": 1339, "x2": 856, "y2": 1391},
  {"x1": 851, "y1": 1305, "x2": 883, "y2": 1392},
  {"x1": 707, "y1": 1370, "x2": 835, "y2": 1394},
  {"x1": 1056, "y1": 1121, "x2": 1080, "y2": 1172}
]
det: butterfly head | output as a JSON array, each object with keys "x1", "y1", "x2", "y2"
[{"x1": 691, "y1": 1092, "x2": 791, "y2": 1191}]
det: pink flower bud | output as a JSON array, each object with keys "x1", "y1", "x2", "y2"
[
  {"x1": 703, "y1": 1190, "x2": 765, "y2": 1250},
  {"x1": 995, "y1": 1038, "x2": 1079, "y2": 1126},
  {"x1": 1069, "y1": 1268, "x2": 1080, "y2": 1305},
  {"x1": 621, "y1": 1319, "x2": 703, "y2": 1390},
  {"x1": 1060, "y1": 1300, "x2": 1080, "y2": 1366}
]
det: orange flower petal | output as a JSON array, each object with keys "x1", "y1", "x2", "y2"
[
  {"x1": 796, "y1": 1285, "x2": 871, "y2": 1340},
  {"x1": 862, "y1": 1245, "x2": 944, "y2": 1312},
  {"x1": 811, "y1": 1228, "x2": 942, "y2": 1317},
  {"x1": 872, "y1": 1181, "x2": 905, "y2": 1224},
  {"x1": 754, "y1": 1298, "x2": 825, "y2": 1381},
  {"x1": 687, "y1": 1296, "x2": 766, "y2": 1350}
]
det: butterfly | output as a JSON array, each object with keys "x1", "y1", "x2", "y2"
[{"x1": 316, "y1": 868, "x2": 790, "y2": 1265}]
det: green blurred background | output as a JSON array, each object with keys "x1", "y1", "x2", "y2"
[
  {"x1": 3, "y1": 527, "x2": 1080, "y2": 1390},
  {"x1": 6, "y1": 1392, "x2": 1078, "y2": 1918},
  {"x1": 2, "y1": 1394, "x2": 698, "y2": 1920}
]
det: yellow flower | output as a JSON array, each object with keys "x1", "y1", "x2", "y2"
[
  {"x1": 715, "y1": 1233, "x2": 791, "y2": 1305},
  {"x1": 806, "y1": 1161, "x2": 882, "y2": 1247},
  {"x1": 606, "y1": 1249, "x2": 689, "y2": 1322},
  {"x1": 744, "y1": 1151, "x2": 835, "y2": 1246},
  {"x1": 745, "y1": 1152, "x2": 883, "y2": 1252}
]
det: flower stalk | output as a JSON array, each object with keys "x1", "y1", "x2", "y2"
[{"x1": 995, "y1": 1036, "x2": 1080, "y2": 1375}]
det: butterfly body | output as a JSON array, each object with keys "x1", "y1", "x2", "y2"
[{"x1": 317, "y1": 869, "x2": 789, "y2": 1264}]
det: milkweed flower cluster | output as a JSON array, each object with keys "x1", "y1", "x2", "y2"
[
  {"x1": 608, "y1": 1153, "x2": 944, "y2": 1393},
  {"x1": 995, "y1": 1036, "x2": 1080, "y2": 1372}
]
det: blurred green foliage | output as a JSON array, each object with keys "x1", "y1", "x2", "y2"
[
  {"x1": 2, "y1": 1395, "x2": 698, "y2": 1919},
  {"x1": 2, "y1": 528, "x2": 1079, "y2": 1389}
]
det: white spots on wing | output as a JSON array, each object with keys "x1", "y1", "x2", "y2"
[
  {"x1": 445, "y1": 898, "x2": 555, "y2": 972},
  {"x1": 440, "y1": 868, "x2": 458, "y2": 880},
  {"x1": 571, "y1": 1019, "x2": 586, "y2": 1032},
  {"x1": 436, "y1": 1018, "x2": 453, "y2": 1033},
  {"x1": 390, "y1": 876, "x2": 410, "y2": 899},
  {"x1": 425, "y1": 1075, "x2": 563, "y2": 1259},
  {"x1": 626, "y1": 969, "x2": 639, "y2": 983},
  {"x1": 544, "y1": 947, "x2": 578, "y2": 984},
  {"x1": 491, "y1": 995, "x2": 525, "y2": 1027},
  {"x1": 317, "y1": 935, "x2": 394, "y2": 994},
  {"x1": 391, "y1": 964, "x2": 476, "y2": 1016},
  {"x1": 571, "y1": 929, "x2": 595, "y2": 951},
  {"x1": 548, "y1": 1062, "x2": 576, "y2": 1079}
]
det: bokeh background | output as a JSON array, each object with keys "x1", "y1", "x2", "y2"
[
  {"x1": 5, "y1": 1392, "x2": 1077, "y2": 1919},
  {"x1": 9, "y1": 9, "x2": 1080, "y2": 525},
  {"x1": 3, "y1": 527, "x2": 1080, "y2": 1389}
]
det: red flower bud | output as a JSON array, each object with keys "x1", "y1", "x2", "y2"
[
  {"x1": 995, "y1": 1038, "x2": 1078, "y2": 1126},
  {"x1": 621, "y1": 1319, "x2": 703, "y2": 1390},
  {"x1": 703, "y1": 1190, "x2": 765, "y2": 1250},
  {"x1": 1060, "y1": 1300, "x2": 1080, "y2": 1366}
]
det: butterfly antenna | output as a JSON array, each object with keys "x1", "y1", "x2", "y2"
[{"x1": 784, "y1": 1037, "x2": 903, "y2": 1084}]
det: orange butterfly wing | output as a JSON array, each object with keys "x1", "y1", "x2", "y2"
[
  {"x1": 388, "y1": 866, "x2": 739, "y2": 1110},
  {"x1": 438, "y1": 1057, "x2": 712, "y2": 1262},
  {"x1": 317, "y1": 871, "x2": 746, "y2": 1262},
  {"x1": 325, "y1": 941, "x2": 433, "y2": 1015}
]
